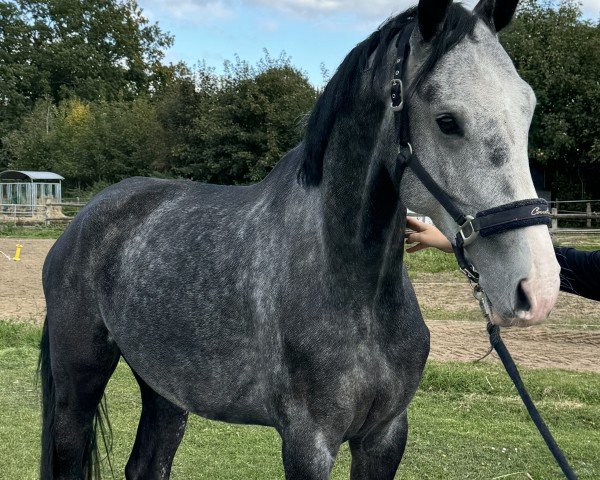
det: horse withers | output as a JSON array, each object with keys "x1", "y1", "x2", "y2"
[{"x1": 39, "y1": 0, "x2": 559, "y2": 478}]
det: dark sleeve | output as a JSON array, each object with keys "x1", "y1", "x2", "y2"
[{"x1": 554, "y1": 247, "x2": 600, "y2": 301}]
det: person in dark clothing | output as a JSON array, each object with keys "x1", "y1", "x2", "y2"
[
  {"x1": 554, "y1": 247, "x2": 600, "y2": 301},
  {"x1": 406, "y1": 216, "x2": 600, "y2": 301}
]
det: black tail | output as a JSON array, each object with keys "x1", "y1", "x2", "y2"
[
  {"x1": 39, "y1": 318, "x2": 56, "y2": 480},
  {"x1": 38, "y1": 317, "x2": 114, "y2": 479}
]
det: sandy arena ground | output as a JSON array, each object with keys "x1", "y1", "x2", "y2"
[{"x1": 1, "y1": 238, "x2": 598, "y2": 373}]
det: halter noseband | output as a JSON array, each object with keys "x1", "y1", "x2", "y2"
[{"x1": 392, "y1": 27, "x2": 552, "y2": 283}]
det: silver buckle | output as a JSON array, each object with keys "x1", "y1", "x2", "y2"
[
  {"x1": 397, "y1": 142, "x2": 413, "y2": 156},
  {"x1": 459, "y1": 215, "x2": 479, "y2": 246},
  {"x1": 460, "y1": 263, "x2": 479, "y2": 284},
  {"x1": 391, "y1": 79, "x2": 404, "y2": 112}
]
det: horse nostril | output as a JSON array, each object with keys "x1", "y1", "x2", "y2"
[{"x1": 516, "y1": 280, "x2": 532, "y2": 313}]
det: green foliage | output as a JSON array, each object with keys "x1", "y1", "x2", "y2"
[
  {"x1": 501, "y1": 0, "x2": 600, "y2": 199},
  {"x1": 0, "y1": 0, "x2": 177, "y2": 169},
  {"x1": 163, "y1": 52, "x2": 317, "y2": 184},
  {"x1": 0, "y1": 1, "x2": 37, "y2": 137},
  {"x1": 3, "y1": 97, "x2": 168, "y2": 187},
  {"x1": 2, "y1": 48, "x2": 317, "y2": 189},
  {"x1": 0, "y1": 0, "x2": 172, "y2": 110}
]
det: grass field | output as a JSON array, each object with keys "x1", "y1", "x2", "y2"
[
  {"x1": 2, "y1": 222, "x2": 599, "y2": 246},
  {"x1": 1, "y1": 321, "x2": 599, "y2": 479},
  {"x1": 0, "y1": 223, "x2": 66, "y2": 239}
]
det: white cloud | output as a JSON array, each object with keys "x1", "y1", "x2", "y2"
[
  {"x1": 140, "y1": 0, "x2": 413, "y2": 24},
  {"x1": 140, "y1": 0, "x2": 599, "y2": 26},
  {"x1": 258, "y1": 19, "x2": 281, "y2": 32},
  {"x1": 581, "y1": 0, "x2": 600, "y2": 17},
  {"x1": 141, "y1": 0, "x2": 233, "y2": 24},
  {"x1": 250, "y1": 0, "x2": 411, "y2": 21}
]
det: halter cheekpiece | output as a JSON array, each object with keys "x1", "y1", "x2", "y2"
[{"x1": 392, "y1": 27, "x2": 552, "y2": 283}]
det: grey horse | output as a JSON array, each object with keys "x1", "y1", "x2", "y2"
[{"x1": 39, "y1": 0, "x2": 560, "y2": 478}]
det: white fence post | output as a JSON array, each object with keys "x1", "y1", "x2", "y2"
[
  {"x1": 45, "y1": 199, "x2": 51, "y2": 225},
  {"x1": 551, "y1": 207, "x2": 558, "y2": 232},
  {"x1": 587, "y1": 202, "x2": 592, "y2": 228}
]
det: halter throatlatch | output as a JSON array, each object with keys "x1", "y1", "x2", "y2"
[
  {"x1": 391, "y1": 27, "x2": 551, "y2": 284},
  {"x1": 392, "y1": 27, "x2": 577, "y2": 480}
]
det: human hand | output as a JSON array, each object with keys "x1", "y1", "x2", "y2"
[{"x1": 405, "y1": 216, "x2": 453, "y2": 254}]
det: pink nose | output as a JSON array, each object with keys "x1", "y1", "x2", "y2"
[{"x1": 514, "y1": 276, "x2": 558, "y2": 325}]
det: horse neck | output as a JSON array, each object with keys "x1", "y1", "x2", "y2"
[{"x1": 319, "y1": 99, "x2": 406, "y2": 287}]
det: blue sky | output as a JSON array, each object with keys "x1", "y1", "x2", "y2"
[{"x1": 138, "y1": 0, "x2": 600, "y2": 86}]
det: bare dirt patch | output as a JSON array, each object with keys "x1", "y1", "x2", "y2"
[
  {"x1": 414, "y1": 271, "x2": 600, "y2": 372},
  {"x1": 427, "y1": 320, "x2": 600, "y2": 373},
  {"x1": 413, "y1": 272, "x2": 600, "y2": 328},
  {"x1": 1, "y1": 238, "x2": 599, "y2": 372},
  {"x1": 0, "y1": 238, "x2": 53, "y2": 323}
]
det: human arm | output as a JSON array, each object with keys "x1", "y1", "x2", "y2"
[{"x1": 405, "y1": 216, "x2": 453, "y2": 254}]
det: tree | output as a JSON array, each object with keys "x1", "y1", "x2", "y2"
[
  {"x1": 183, "y1": 52, "x2": 317, "y2": 184},
  {"x1": 3, "y1": 53, "x2": 317, "y2": 189},
  {"x1": 3, "y1": 96, "x2": 168, "y2": 189},
  {"x1": 0, "y1": 98, "x2": 57, "y2": 171},
  {"x1": 154, "y1": 70, "x2": 206, "y2": 175},
  {"x1": 0, "y1": 0, "x2": 173, "y2": 137},
  {"x1": 0, "y1": 1, "x2": 39, "y2": 137},
  {"x1": 501, "y1": 0, "x2": 600, "y2": 199}
]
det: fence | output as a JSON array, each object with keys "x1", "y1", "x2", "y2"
[
  {"x1": 1, "y1": 199, "x2": 599, "y2": 235},
  {"x1": 0, "y1": 199, "x2": 86, "y2": 224},
  {"x1": 549, "y1": 200, "x2": 600, "y2": 234}
]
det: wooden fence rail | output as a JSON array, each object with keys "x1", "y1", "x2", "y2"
[
  {"x1": 550, "y1": 208, "x2": 600, "y2": 232},
  {"x1": 552, "y1": 213, "x2": 600, "y2": 219},
  {"x1": 46, "y1": 202, "x2": 87, "y2": 207},
  {"x1": 43, "y1": 200, "x2": 86, "y2": 224}
]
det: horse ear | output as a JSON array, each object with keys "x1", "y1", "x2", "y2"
[
  {"x1": 418, "y1": 0, "x2": 453, "y2": 42},
  {"x1": 474, "y1": 0, "x2": 519, "y2": 32}
]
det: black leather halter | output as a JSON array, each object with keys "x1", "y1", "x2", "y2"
[{"x1": 392, "y1": 27, "x2": 552, "y2": 282}]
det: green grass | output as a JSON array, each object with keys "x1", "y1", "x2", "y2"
[
  {"x1": 404, "y1": 248, "x2": 459, "y2": 274},
  {"x1": 553, "y1": 233, "x2": 600, "y2": 249},
  {"x1": 420, "y1": 307, "x2": 600, "y2": 328},
  {"x1": 1, "y1": 321, "x2": 598, "y2": 479},
  {"x1": 403, "y1": 240, "x2": 600, "y2": 276},
  {"x1": 0, "y1": 321, "x2": 42, "y2": 348},
  {"x1": 0, "y1": 223, "x2": 66, "y2": 239}
]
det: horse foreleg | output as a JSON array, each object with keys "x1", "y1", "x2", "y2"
[
  {"x1": 125, "y1": 372, "x2": 188, "y2": 480},
  {"x1": 280, "y1": 425, "x2": 341, "y2": 480},
  {"x1": 348, "y1": 411, "x2": 409, "y2": 480}
]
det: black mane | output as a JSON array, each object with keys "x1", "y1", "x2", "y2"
[{"x1": 300, "y1": 4, "x2": 478, "y2": 187}]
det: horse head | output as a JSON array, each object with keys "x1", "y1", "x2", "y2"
[
  {"x1": 400, "y1": 0, "x2": 560, "y2": 326},
  {"x1": 300, "y1": 0, "x2": 559, "y2": 327}
]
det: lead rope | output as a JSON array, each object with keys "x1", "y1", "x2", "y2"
[{"x1": 471, "y1": 283, "x2": 578, "y2": 480}]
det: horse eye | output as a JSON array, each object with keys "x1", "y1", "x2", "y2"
[{"x1": 436, "y1": 115, "x2": 462, "y2": 135}]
